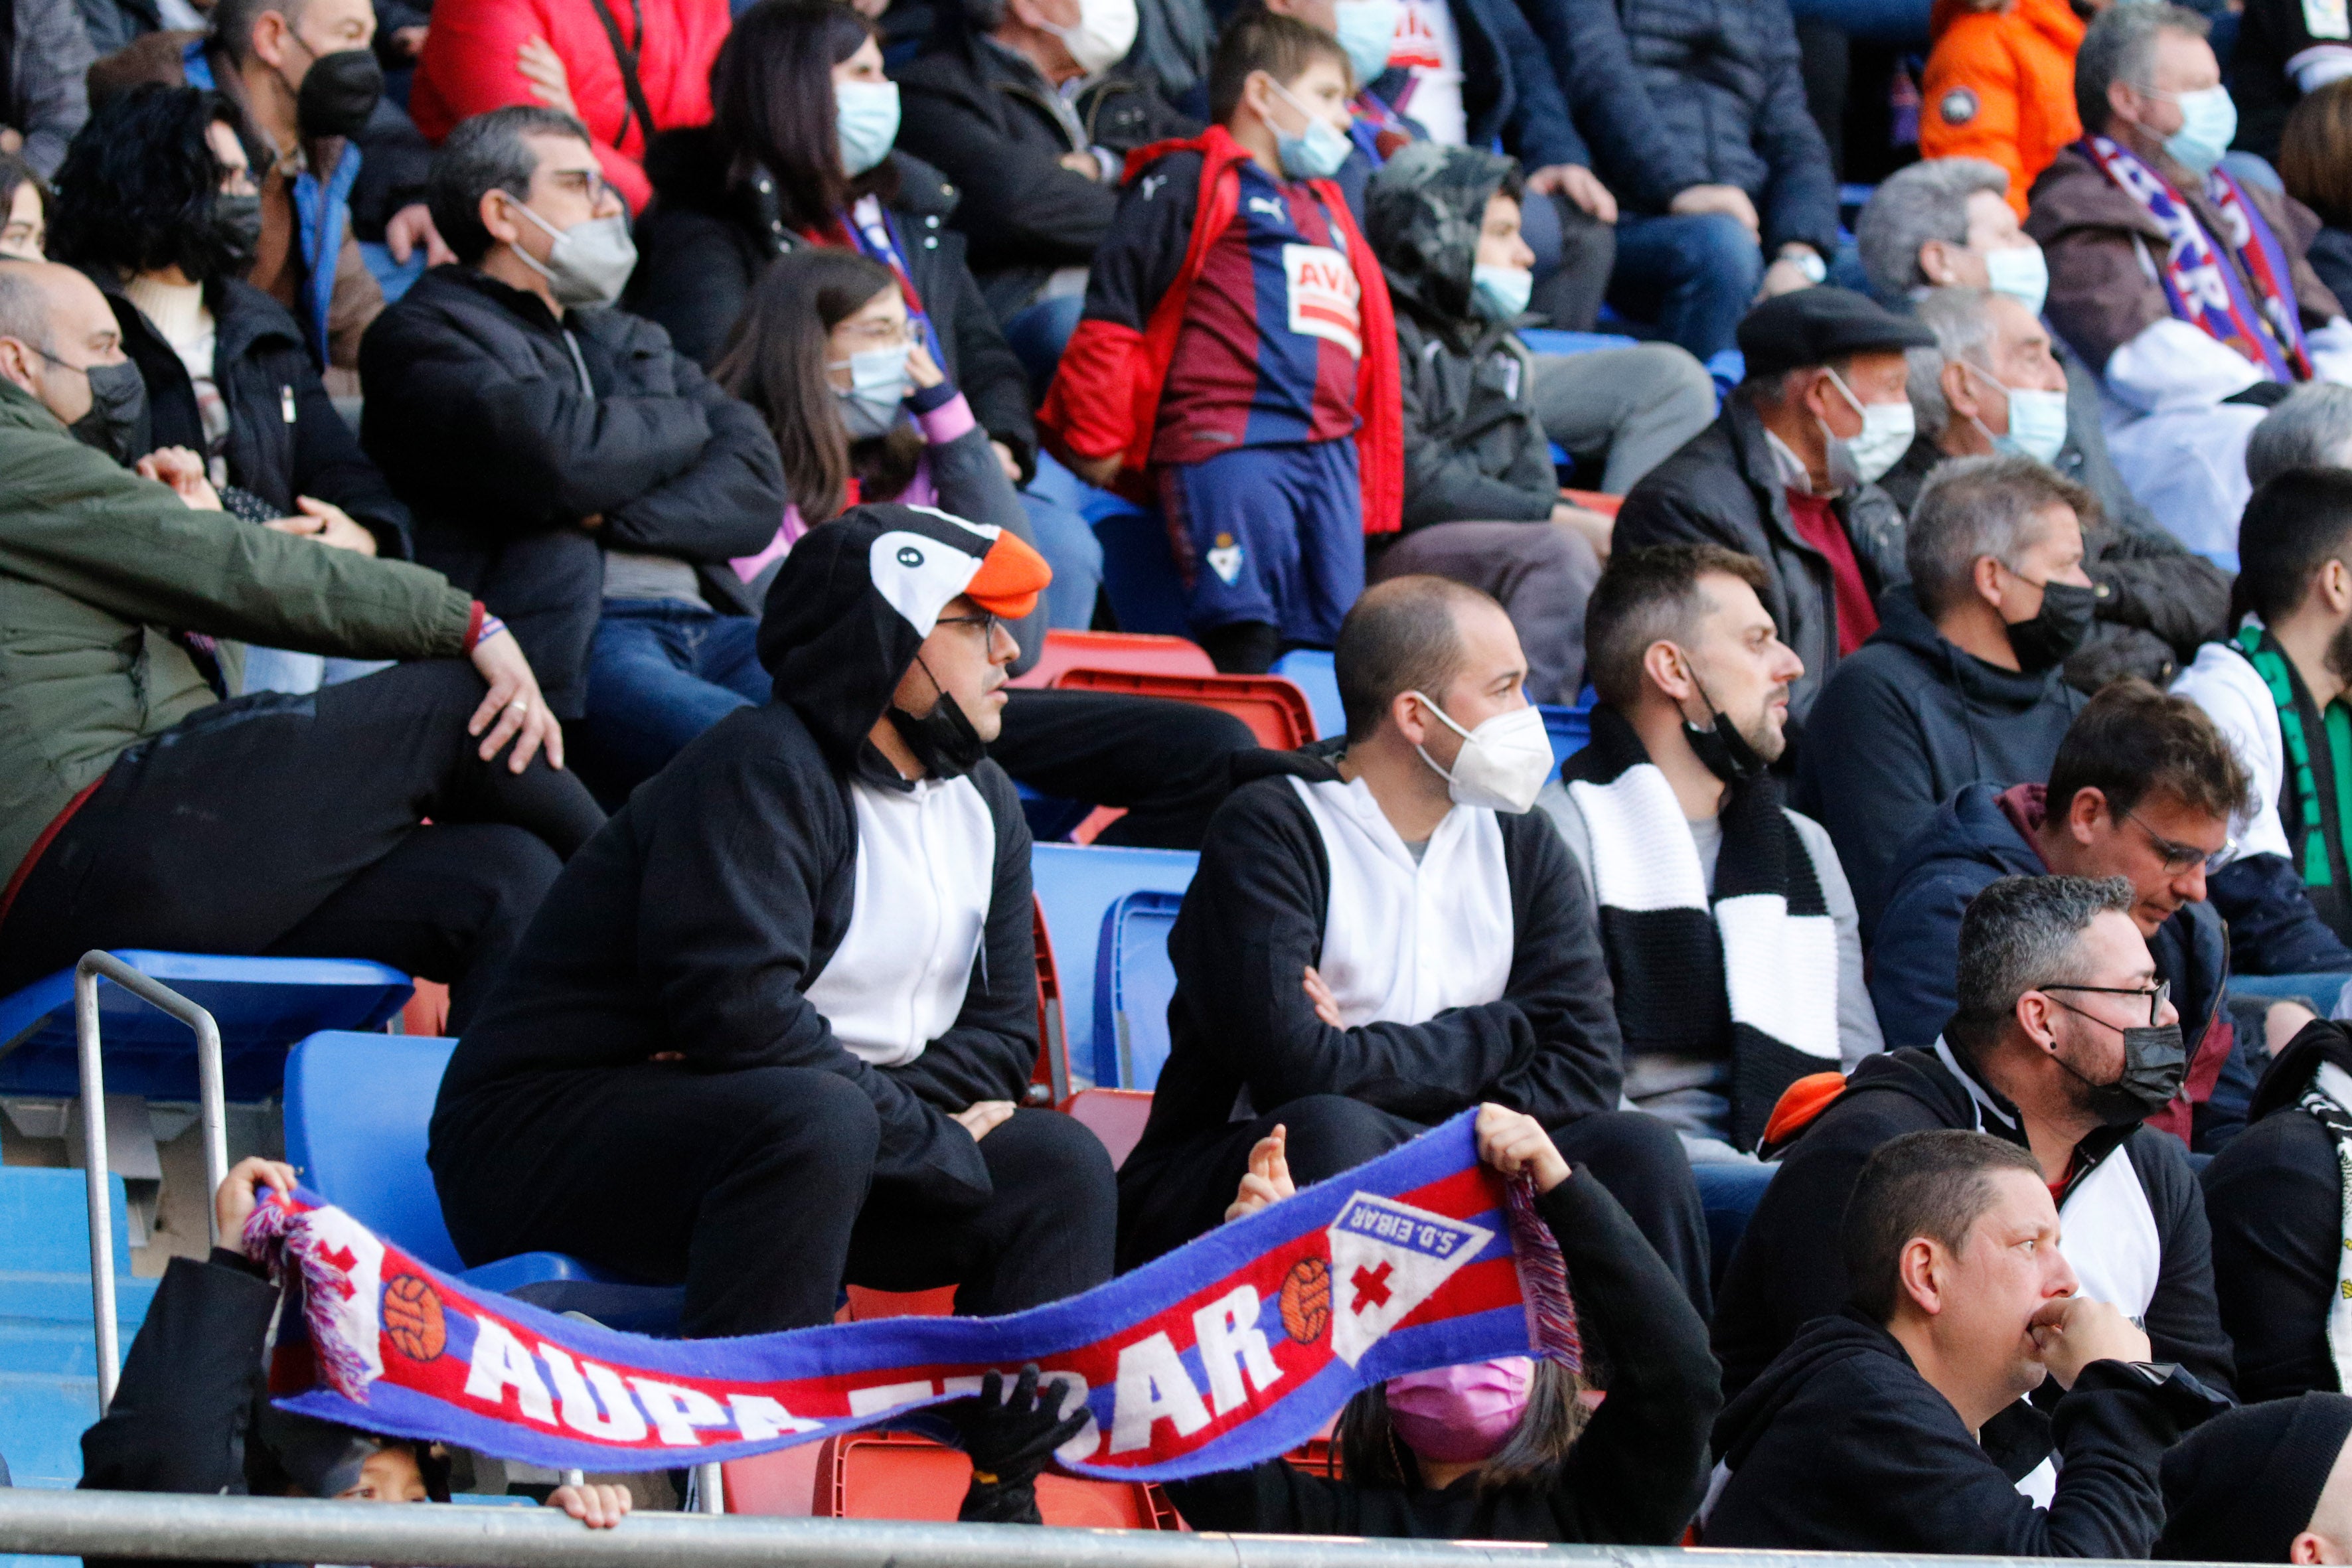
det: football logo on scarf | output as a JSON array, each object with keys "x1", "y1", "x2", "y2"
[{"x1": 1326, "y1": 1194, "x2": 1492, "y2": 1366}]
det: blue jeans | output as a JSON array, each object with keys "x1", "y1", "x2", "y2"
[
  {"x1": 1004, "y1": 293, "x2": 1087, "y2": 402},
  {"x1": 1608, "y1": 212, "x2": 1766, "y2": 362},
  {"x1": 581, "y1": 601, "x2": 769, "y2": 803},
  {"x1": 1020, "y1": 481, "x2": 1106, "y2": 630}
]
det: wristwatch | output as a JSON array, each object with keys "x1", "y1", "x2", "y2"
[{"x1": 1780, "y1": 247, "x2": 1828, "y2": 284}]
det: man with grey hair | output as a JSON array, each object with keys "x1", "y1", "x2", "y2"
[
  {"x1": 1884, "y1": 285, "x2": 2230, "y2": 688},
  {"x1": 1794, "y1": 454, "x2": 2092, "y2": 933},
  {"x1": 2247, "y1": 382, "x2": 2352, "y2": 489},
  {"x1": 2028, "y1": 2, "x2": 2352, "y2": 562},
  {"x1": 1714, "y1": 868, "x2": 2236, "y2": 1408}
]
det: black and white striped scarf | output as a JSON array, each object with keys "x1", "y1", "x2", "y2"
[{"x1": 1562, "y1": 706, "x2": 1841, "y2": 1150}]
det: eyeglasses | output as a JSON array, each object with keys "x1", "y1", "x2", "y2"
[
  {"x1": 2123, "y1": 807, "x2": 2233, "y2": 875},
  {"x1": 2040, "y1": 979, "x2": 2172, "y2": 1028},
  {"x1": 536, "y1": 169, "x2": 617, "y2": 208},
  {"x1": 935, "y1": 611, "x2": 1001, "y2": 642}
]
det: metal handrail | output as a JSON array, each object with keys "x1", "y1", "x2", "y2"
[
  {"x1": 74, "y1": 951, "x2": 230, "y2": 1411},
  {"x1": 0, "y1": 1488, "x2": 2217, "y2": 1568}
]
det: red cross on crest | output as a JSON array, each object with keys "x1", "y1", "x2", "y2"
[{"x1": 1350, "y1": 1260, "x2": 1394, "y2": 1314}]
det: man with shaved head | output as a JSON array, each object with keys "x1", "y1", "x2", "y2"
[
  {"x1": 0, "y1": 258, "x2": 603, "y2": 1024},
  {"x1": 1117, "y1": 575, "x2": 1709, "y2": 1310}
]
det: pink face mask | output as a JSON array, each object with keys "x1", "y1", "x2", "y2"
[{"x1": 1383, "y1": 1356, "x2": 1533, "y2": 1463}]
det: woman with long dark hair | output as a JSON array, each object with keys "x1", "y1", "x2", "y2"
[
  {"x1": 0, "y1": 153, "x2": 47, "y2": 260},
  {"x1": 716, "y1": 246, "x2": 1033, "y2": 606},
  {"x1": 629, "y1": 0, "x2": 1103, "y2": 629},
  {"x1": 48, "y1": 85, "x2": 416, "y2": 692},
  {"x1": 1160, "y1": 1105, "x2": 1721, "y2": 1543}
]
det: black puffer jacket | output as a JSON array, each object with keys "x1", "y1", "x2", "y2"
[
  {"x1": 1614, "y1": 392, "x2": 1906, "y2": 733},
  {"x1": 626, "y1": 133, "x2": 1039, "y2": 477},
  {"x1": 88, "y1": 267, "x2": 415, "y2": 558},
  {"x1": 1517, "y1": 0, "x2": 1838, "y2": 254},
  {"x1": 1368, "y1": 143, "x2": 1558, "y2": 530},
  {"x1": 358, "y1": 266, "x2": 786, "y2": 718},
  {"x1": 892, "y1": 31, "x2": 1200, "y2": 321}
]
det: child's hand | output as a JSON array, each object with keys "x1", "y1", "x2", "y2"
[
  {"x1": 546, "y1": 1482, "x2": 632, "y2": 1528},
  {"x1": 905, "y1": 339, "x2": 946, "y2": 391},
  {"x1": 214, "y1": 1157, "x2": 297, "y2": 1242},
  {"x1": 1474, "y1": 1105, "x2": 1570, "y2": 1193},
  {"x1": 1225, "y1": 1125, "x2": 1295, "y2": 1221}
]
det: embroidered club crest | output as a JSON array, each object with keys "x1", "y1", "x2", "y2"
[{"x1": 1325, "y1": 1192, "x2": 1492, "y2": 1366}]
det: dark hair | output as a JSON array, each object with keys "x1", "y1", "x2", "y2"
[
  {"x1": 1334, "y1": 575, "x2": 1496, "y2": 742},
  {"x1": 1842, "y1": 1130, "x2": 2045, "y2": 1323},
  {"x1": 1948, "y1": 872, "x2": 2136, "y2": 1055},
  {"x1": 1336, "y1": 1360, "x2": 1589, "y2": 1492},
  {"x1": 427, "y1": 105, "x2": 593, "y2": 264},
  {"x1": 48, "y1": 86, "x2": 246, "y2": 280},
  {"x1": 2238, "y1": 466, "x2": 2352, "y2": 623},
  {"x1": 1209, "y1": 10, "x2": 1352, "y2": 125},
  {"x1": 2282, "y1": 79, "x2": 2352, "y2": 228},
  {"x1": 715, "y1": 246, "x2": 923, "y2": 521},
  {"x1": 0, "y1": 152, "x2": 46, "y2": 244},
  {"x1": 1582, "y1": 544, "x2": 1772, "y2": 710},
  {"x1": 2044, "y1": 676, "x2": 2249, "y2": 828},
  {"x1": 710, "y1": 0, "x2": 898, "y2": 234}
]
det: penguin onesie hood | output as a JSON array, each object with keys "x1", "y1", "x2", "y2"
[{"x1": 433, "y1": 504, "x2": 1054, "y2": 1208}]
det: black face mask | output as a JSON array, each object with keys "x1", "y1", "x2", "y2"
[
  {"x1": 1681, "y1": 673, "x2": 1769, "y2": 785},
  {"x1": 2004, "y1": 578, "x2": 2099, "y2": 674},
  {"x1": 212, "y1": 193, "x2": 264, "y2": 276},
  {"x1": 295, "y1": 48, "x2": 383, "y2": 139},
  {"x1": 2049, "y1": 1007, "x2": 2188, "y2": 1127},
  {"x1": 64, "y1": 358, "x2": 150, "y2": 465},
  {"x1": 886, "y1": 654, "x2": 987, "y2": 779}
]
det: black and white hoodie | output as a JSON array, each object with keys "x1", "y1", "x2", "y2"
[
  {"x1": 432, "y1": 505, "x2": 1038, "y2": 1210},
  {"x1": 1118, "y1": 740, "x2": 1626, "y2": 1247}
]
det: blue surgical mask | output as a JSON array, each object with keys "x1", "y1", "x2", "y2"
[
  {"x1": 829, "y1": 343, "x2": 911, "y2": 437},
  {"x1": 835, "y1": 79, "x2": 901, "y2": 178},
  {"x1": 1960, "y1": 360, "x2": 2069, "y2": 466},
  {"x1": 1984, "y1": 244, "x2": 2049, "y2": 317},
  {"x1": 1268, "y1": 76, "x2": 1352, "y2": 180},
  {"x1": 1470, "y1": 262, "x2": 1532, "y2": 322},
  {"x1": 1334, "y1": 0, "x2": 1399, "y2": 88},
  {"x1": 2161, "y1": 85, "x2": 2237, "y2": 176}
]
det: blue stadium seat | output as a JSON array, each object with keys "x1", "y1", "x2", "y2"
[
  {"x1": 1020, "y1": 451, "x2": 1190, "y2": 636},
  {"x1": 1031, "y1": 845, "x2": 1198, "y2": 1082},
  {"x1": 0, "y1": 951, "x2": 412, "y2": 1101},
  {"x1": 1517, "y1": 328, "x2": 1642, "y2": 358},
  {"x1": 0, "y1": 1167, "x2": 155, "y2": 1490},
  {"x1": 283, "y1": 1032, "x2": 682, "y2": 1333},
  {"x1": 1539, "y1": 702, "x2": 1594, "y2": 779},
  {"x1": 1271, "y1": 649, "x2": 1343, "y2": 742},
  {"x1": 1091, "y1": 890, "x2": 1184, "y2": 1089}
]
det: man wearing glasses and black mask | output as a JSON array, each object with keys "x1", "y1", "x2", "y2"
[
  {"x1": 1712, "y1": 872, "x2": 2239, "y2": 1439},
  {"x1": 1862, "y1": 678, "x2": 2335, "y2": 1155}
]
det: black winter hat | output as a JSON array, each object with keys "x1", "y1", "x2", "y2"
[
  {"x1": 2156, "y1": 1392, "x2": 2352, "y2": 1561},
  {"x1": 1736, "y1": 285, "x2": 1934, "y2": 380}
]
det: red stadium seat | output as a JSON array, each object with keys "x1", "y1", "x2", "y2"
[
  {"x1": 1007, "y1": 630, "x2": 1216, "y2": 689},
  {"x1": 1061, "y1": 1087, "x2": 1154, "y2": 1170},
  {"x1": 1050, "y1": 670, "x2": 1318, "y2": 749},
  {"x1": 811, "y1": 1428, "x2": 1181, "y2": 1528},
  {"x1": 1561, "y1": 488, "x2": 1622, "y2": 518},
  {"x1": 1030, "y1": 898, "x2": 1070, "y2": 1106}
]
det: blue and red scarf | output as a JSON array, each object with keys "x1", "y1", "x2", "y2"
[
  {"x1": 2078, "y1": 134, "x2": 2313, "y2": 382},
  {"x1": 247, "y1": 1111, "x2": 1577, "y2": 1478}
]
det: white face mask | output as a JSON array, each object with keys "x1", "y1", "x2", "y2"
[
  {"x1": 1822, "y1": 366, "x2": 1915, "y2": 489},
  {"x1": 1408, "y1": 694, "x2": 1553, "y2": 814},
  {"x1": 1983, "y1": 243, "x2": 2048, "y2": 317},
  {"x1": 1048, "y1": 0, "x2": 1137, "y2": 76}
]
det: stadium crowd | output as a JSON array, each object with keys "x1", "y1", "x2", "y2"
[{"x1": 18, "y1": 0, "x2": 2352, "y2": 1550}]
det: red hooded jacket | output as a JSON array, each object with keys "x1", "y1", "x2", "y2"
[
  {"x1": 1039, "y1": 125, "x2": 1403, "y2": 535},
  {"x1": 410, "y1": 0, "x2": 730, "y2": 213}
]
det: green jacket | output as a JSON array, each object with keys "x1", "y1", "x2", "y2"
[{"x1": 0, "y1": 379, "x2": 473, "y2": 884}]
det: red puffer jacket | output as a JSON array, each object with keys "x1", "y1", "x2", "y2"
[{"x1": 408, "y1": 0, "x2": 730, "y2": 212}]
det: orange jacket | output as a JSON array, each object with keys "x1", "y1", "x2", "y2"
[{"x1": 1919, "y1": 0, "x2": 2084, "y2": 216}]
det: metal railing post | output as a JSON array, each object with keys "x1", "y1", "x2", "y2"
[
  {"x1": 73, "y1": 951, "x2": 230, "y2": 1413},
  {"x1": 694, "y1": 1462, "x2": 724, "y2": 1515}
]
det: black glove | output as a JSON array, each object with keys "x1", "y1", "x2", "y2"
[{"x1": 940, "y1": 1364, "x2": 1089, "y2": 1524}]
